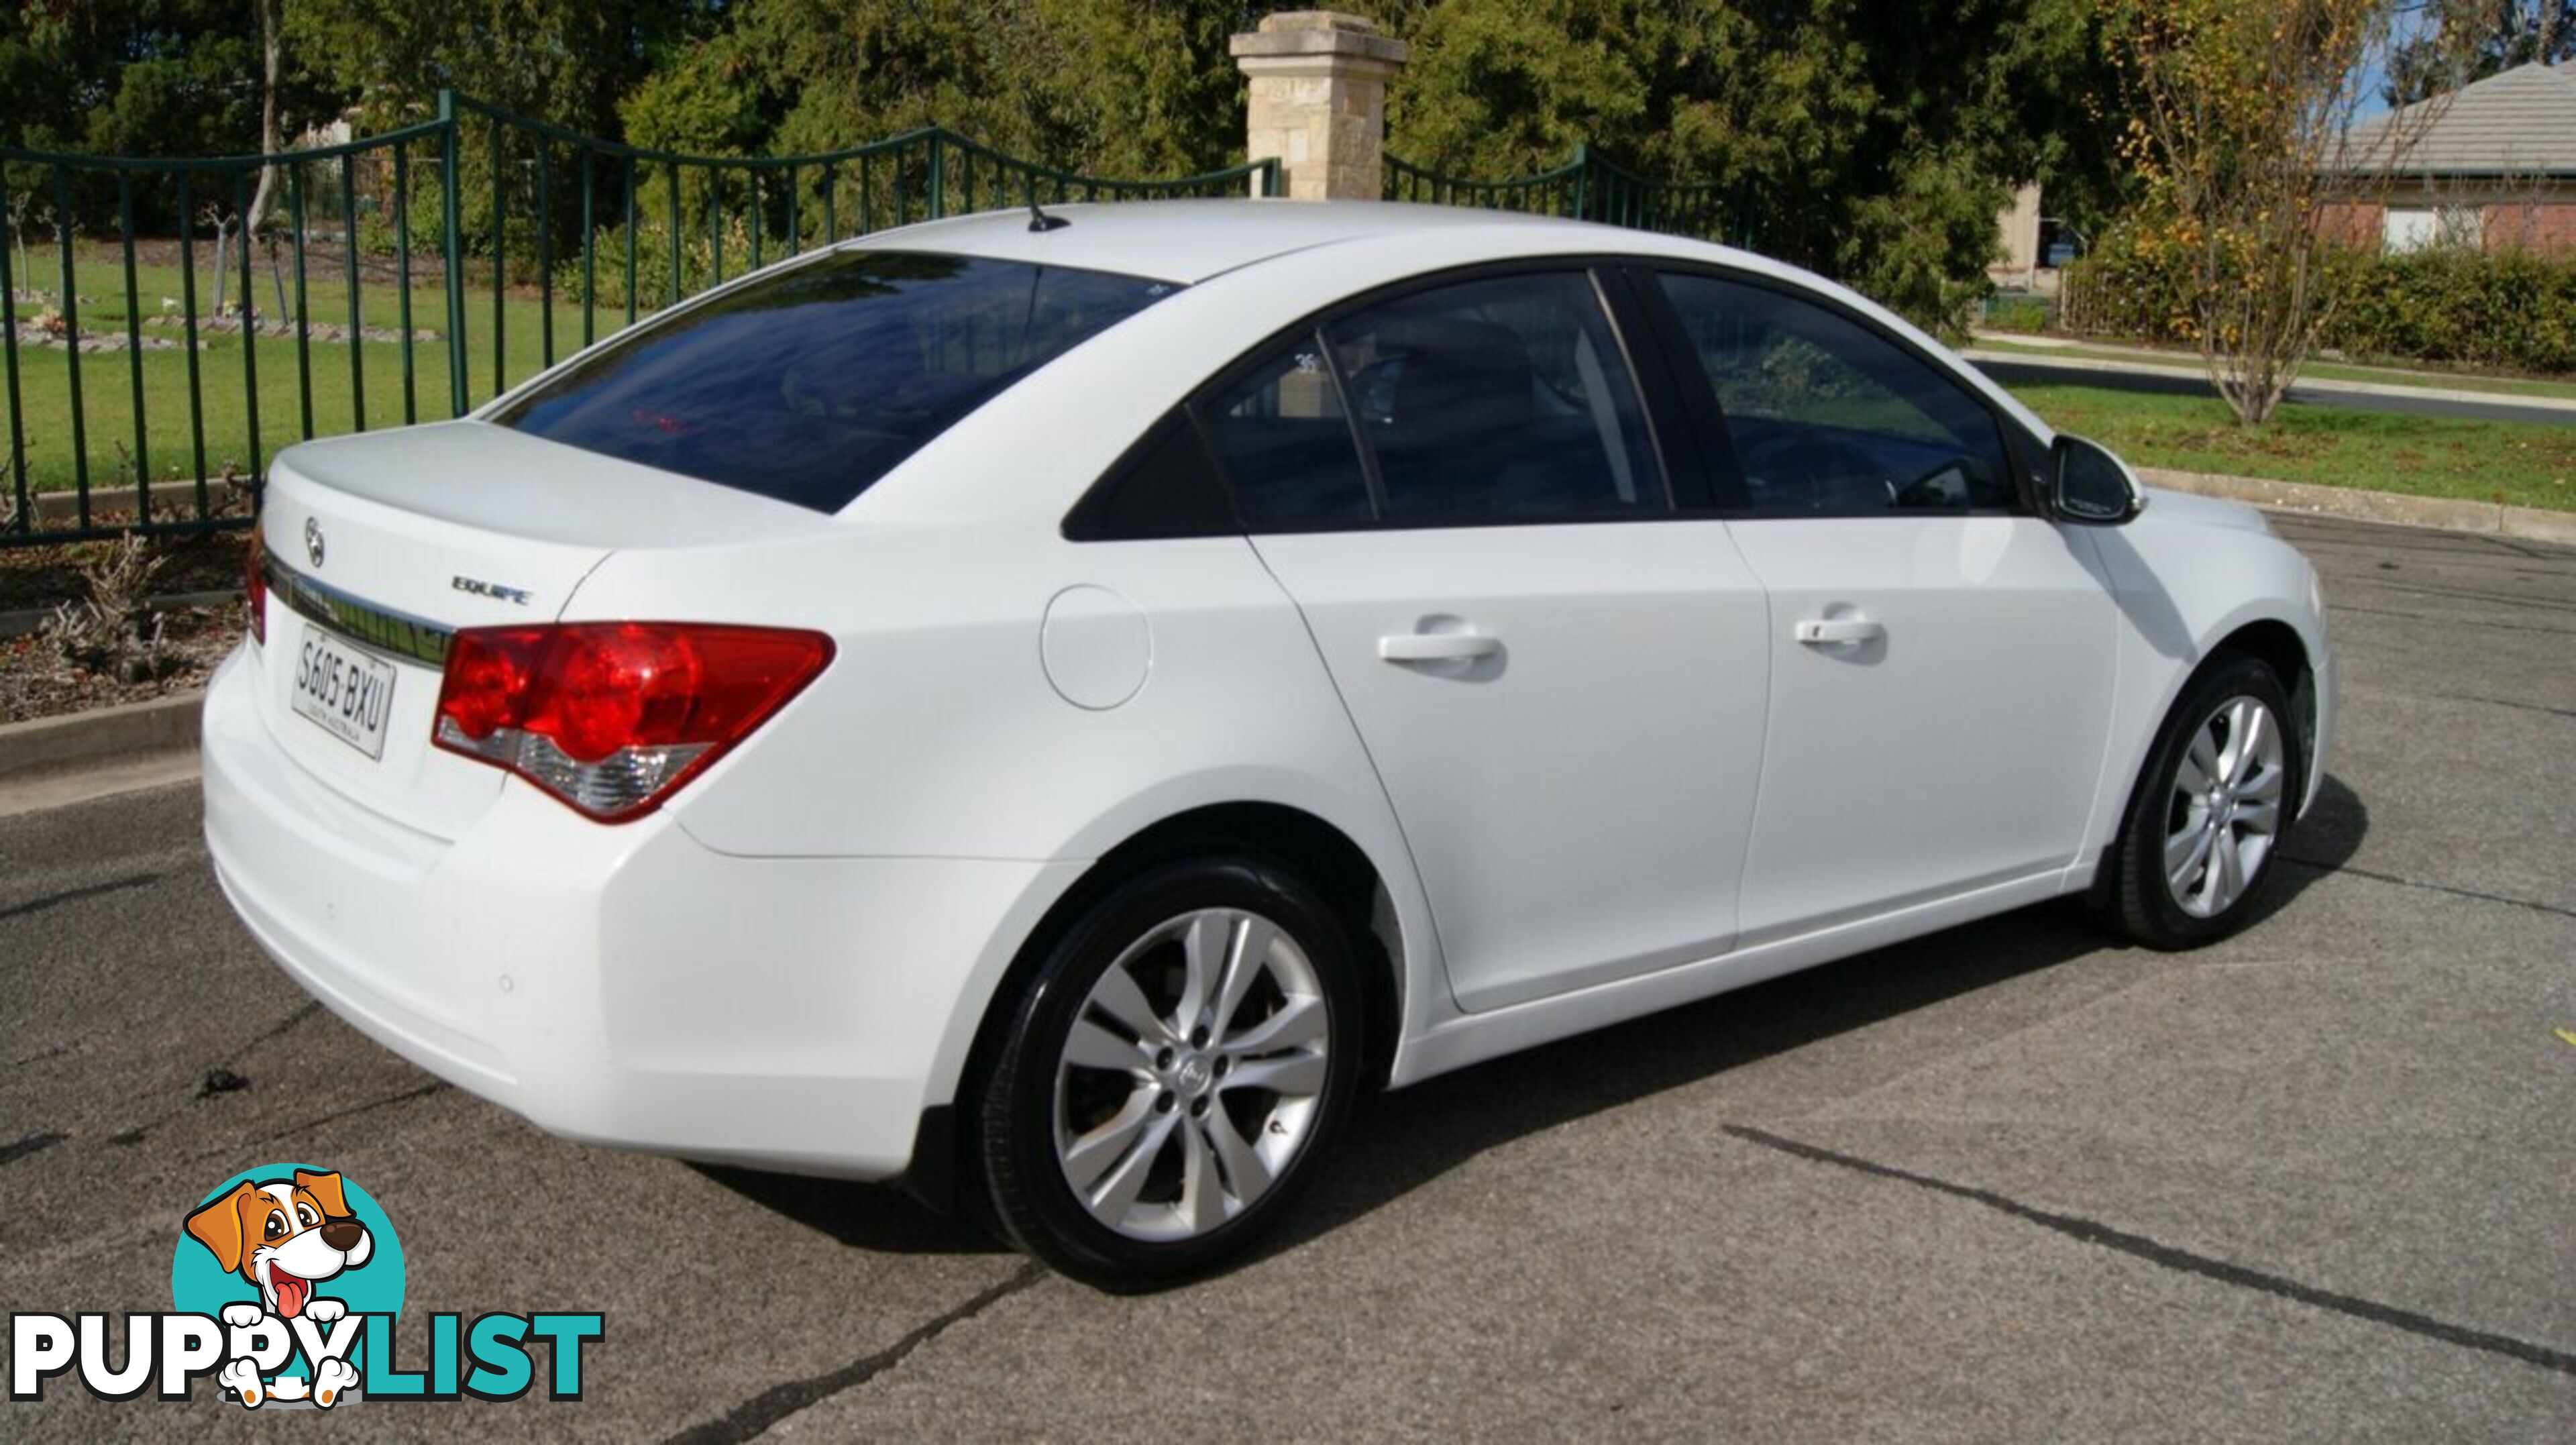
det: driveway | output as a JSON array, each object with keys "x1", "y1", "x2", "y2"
[{"x1": 3, "y1": 515, "x2": 2571, "y2": 1439}]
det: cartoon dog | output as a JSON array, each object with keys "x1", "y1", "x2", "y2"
[
  {"x1": 186, "y1": 1170, "x2": 374, "y2": 1406},
  {"x1": 186, "y1": 1169, "x2": 374, "y2": 1322}
]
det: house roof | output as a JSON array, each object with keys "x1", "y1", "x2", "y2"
[{"x1": 2336, "y1": 62, "x2": 2576, "y2": 178}]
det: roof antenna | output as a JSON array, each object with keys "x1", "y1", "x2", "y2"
[{"x1": 1027, "y1": 181, "x2": 1070, "y2": 233}]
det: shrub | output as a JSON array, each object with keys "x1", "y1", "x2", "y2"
[
  {"x1": 1982, "y1": 293, "x2": 2053, "y2": 333},
  {"x1": 2062, "y1": 218, "x2": 2576, "y2": 376},
  {"x1": 2058, "y1": 218, "x2": 2203, "y2": 346},
  {"x1": 44, "y1": 534, "x2": 174, "y2": 684},
  {"x1": 2328, "y1": 248, "x2": 2576, "y2": 374},
  {"x1": 551, "y1": 213, "x2": 759, "y2": 312}
]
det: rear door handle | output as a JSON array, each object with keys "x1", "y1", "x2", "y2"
[
  {"x1": 1794, "y1": 617, "x2": 1884, "y2": 646},
  {"x1": 1380, "y1": 632, "x2": 1501, "y2": 663}
]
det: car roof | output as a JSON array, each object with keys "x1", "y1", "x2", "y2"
[{"x1": 845, "y1": 198, "x2": 1689, "y2": 284}]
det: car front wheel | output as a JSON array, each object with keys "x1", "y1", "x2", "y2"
[
  {"x1": 977, "y1": 855, "x2": 1362, "y2": 1289},
  {"x1": 2112, "y1": 655, "x2": 2304, "y2": 949}
]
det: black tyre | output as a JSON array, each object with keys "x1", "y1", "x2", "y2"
[
  {"x1": 976, "y1": 855, "x2": 1363, "y2": 1289},
  {"x1": 2112, "y1": 655, "x2": 2304, "y2": 949}
]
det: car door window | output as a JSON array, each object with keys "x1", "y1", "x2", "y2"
[
  {"x1": 1325, "y1": 271, "x2": 1665, "y2": 523},
  {"x1": 1656, "y1": 272, "x2": 2015, "y2": 515},
  {"x1": 1201, "y1": 333, "x2": 1375, "y2": 527}
]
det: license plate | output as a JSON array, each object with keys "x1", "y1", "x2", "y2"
[{"x1": 290, "y1": 624, "x2": 400, "y2": 760}]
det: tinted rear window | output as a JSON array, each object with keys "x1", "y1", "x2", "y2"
[{"x1": 495, "y1": 250, "x2": 1177, "y2": 511}]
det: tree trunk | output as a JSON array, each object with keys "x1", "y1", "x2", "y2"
[{"x1": 241, "y1": 0, "x2": 283, "y2": 280}]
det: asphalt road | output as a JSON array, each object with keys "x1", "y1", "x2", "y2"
[
  {"x1": 4, "y1": 515, "x2": 2573, "y2": 1440},
  {"x1": 1971, "y1": 356, "x2": 2576, "y2": 427}
]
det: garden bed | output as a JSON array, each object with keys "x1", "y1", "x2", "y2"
[{"x1": 0, "y1": 529, "x2": 249, "y2": 726}]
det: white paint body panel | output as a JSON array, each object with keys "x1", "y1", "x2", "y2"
[
  {"x1": 1250, "y1": 521, "x2": 1768, "y2": 1012},
  {"x1": 202, "y1": 201, "x2": 2335, "y2": 1180},
  {"x1": 1723, "y1": 515, "x2": 2118, "y2": 941}
]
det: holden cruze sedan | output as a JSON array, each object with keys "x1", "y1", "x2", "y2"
[{"x1": 203, "y1": 200, "x2": 2333, "y2": 1287}]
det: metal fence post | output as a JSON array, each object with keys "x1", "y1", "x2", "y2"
[
  {"x1": 439, "y1": 91, "x2": 469, "y2": 417},
  {"x1": 2, "y1": 187, "x2": 28, "y2": 531}
]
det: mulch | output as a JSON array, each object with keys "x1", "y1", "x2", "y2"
[
  {"x1": 0, "y1": 604, "x2": 240, "y2": 727},
  {"x1": 0, "y1": 530, "x2": 251, "y2": 726}
]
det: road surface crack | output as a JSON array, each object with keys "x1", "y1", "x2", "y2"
[
  {"x1": 0, "y1": 871, "x2": 166, "y2": 925},
  {"x1": 2277, "y1": 855, "x2": 2576, "y2": 921},
  {"x1": 663, "y1": 1263, "x2": 1046, "y2": 1444},
  {"x1": 236, "y1": 1080, "x2": 453, "y2": 1149},
  {"x1": 1725, "y1": 1124, "x2": 2576, "y2": 1378},
  {"x1": 0, "y1": 1130, "x2": 68, "y2": 1166}
]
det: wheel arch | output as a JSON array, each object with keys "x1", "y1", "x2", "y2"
[
  {"x1": 900, "y1": 798, "x2": 1420, "y2": 1213},
  {"x1": 2193, "y1": 616, "x2": 2321, "y2": 810},
  {"x1": 2088, "y1": 612, "x2": 2320, "y2": 908}
]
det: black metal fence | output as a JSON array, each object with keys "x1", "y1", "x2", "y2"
[
  {"x1": 1384, "y1": 146, "x2": 1760, "y2": 247},
  {"x1": 0, "y1": 93, "x2": 1280, "y2": 548}
]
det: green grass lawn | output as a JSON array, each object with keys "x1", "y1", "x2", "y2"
[
  {"x1": 2, "y1": 241, "x2": 712, "y2": 506},
  {"x1": 1972, "y1": 336, "x2": 2576, "y2": 403},
  {"x1": 2005, "y1": 383, "x2": 2576, "y2": 512},
  {"x1": 5, "y1": 275, "x2": 657, "y2": 504}
]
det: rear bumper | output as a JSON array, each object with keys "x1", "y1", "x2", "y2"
[{"x1": 201, "y1": 645, "x2": 1069, "y2": 1179}]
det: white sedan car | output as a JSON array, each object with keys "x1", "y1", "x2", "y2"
[{"x1": 204, "y1": 201, "x2": 2332, "y2": 1287}]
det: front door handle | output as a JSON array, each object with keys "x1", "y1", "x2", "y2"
[
  {"x1": 1794, "y1": 617, "x2": 1885, "y2": 646},
  {"x1": 1380, "y1": 632, "x2": 1501, "y2": 663}
]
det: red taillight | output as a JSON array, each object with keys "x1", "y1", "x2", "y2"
[
  {"x1": 432, "y1": 623, "x2": 833, "y2": 822},
  {"x1": 246, "y1": 530, "x2": 268, "y2": 645}
]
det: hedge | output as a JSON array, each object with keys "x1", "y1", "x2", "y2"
[{"x1": 2059, "y1": 225, "x2": 2576, "y2": 376}]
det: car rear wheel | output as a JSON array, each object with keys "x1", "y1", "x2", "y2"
[
  {"x1": 2112, "y1": 655, "x2": 2302, "y2": 949},
  {"x1": 977, "y1": 855, "x2": 1362, "y2": 1289}
]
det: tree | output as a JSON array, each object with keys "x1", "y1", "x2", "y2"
[
  {"x1": 2385, "y1": 0, "x2": 2573, "y2": 105},
  {"x1": 1379, "y1": 0, "x2": 2134, "y2": 330},
  {"x1": 734, "y1": 0, "x2": 1246, "y2": 180},
  {"x1": 2103, "y1": 0, "x2": 2476, "y2": 425},
  {"x1": 245, "y1": 0, "x2": 283, "y2": 241},
  {"x1": 282, "y1": 0, "x2": 713, "y2": 132},
  {"x1": 0, "y1": 0, "x2": 306, "y2": 158},
  {"x1": 1, "y1": 1, "x2": 343, "y2": 235}
]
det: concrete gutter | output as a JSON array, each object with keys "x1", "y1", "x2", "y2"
[
  {"x1": 2139, "y1": 466, "x2": 2576, "y2": 547},
  {"x1": 25, "y1": 478, "x2": 252, "y2": 524},
  {"x1": 0, "y1": 690, "x2": 204, "y2": 786}
]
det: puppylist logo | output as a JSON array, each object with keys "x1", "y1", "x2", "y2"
[{"x1": 9, "y1": 1163, "x2": 603, "y2": 1409}]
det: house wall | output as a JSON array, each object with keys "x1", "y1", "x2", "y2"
[
  {"x1": 2319, "y1": 201, "x2": 2385, "y2": 248},
  {"x1": 2325, "y1": 182, "x2": 2576, "y2": 255},
  {"x1": 2482, "y1": 197, "x2": 2576, "y2": 253},
  {"x1": 1990, "y1": 182, "x2": 2043, "y2": 286}
]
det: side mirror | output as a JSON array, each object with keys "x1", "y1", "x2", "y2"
[{"x1": 2049, "y1": 434, "x2": 2146, "y2": 525}]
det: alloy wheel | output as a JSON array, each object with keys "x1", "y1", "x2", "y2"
[
  {"x1": 2162, "y1": 694, "x2": 2288, "y2": 918},
  {"x1": 1051, "y1": 908, "x2": 1330, "y2": 1242}
]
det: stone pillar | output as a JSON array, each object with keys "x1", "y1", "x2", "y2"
[{"x1": 1231, "y1": 11, "x2": 1407, "y2": 201}]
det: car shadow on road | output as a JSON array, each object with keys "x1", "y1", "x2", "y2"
[
  {"x1": 1277, "y1": 772, "x2": 2369, "y2": 1260},
  {"x1": 694, "y1": 1163, "x2": 1014, "y2": 1255},
  {"x1": 692, "y1": 775, "x2": 2366, "y2": 1267}
]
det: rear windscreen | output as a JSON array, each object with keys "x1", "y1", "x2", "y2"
[{"x1": 494, "y1": 250, "x2": 1178, "y2": 511}]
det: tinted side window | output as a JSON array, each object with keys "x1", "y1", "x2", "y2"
[
  {"x1": 1063, "y1": 412, "x2": 1235, "y2": 540},
  {"x1": 1657, "y1": 273, "x2": 2015, "y2": 514},
  {"x1": 1326, "y1": 271, "x2": 1664, "y2": 523},
  {"x1": 1200, "y1": 333, "x2": 1374, "y2": 527},
  {"x1": 496, "y1": 250, "x2": 1176, "y2": 513}
]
